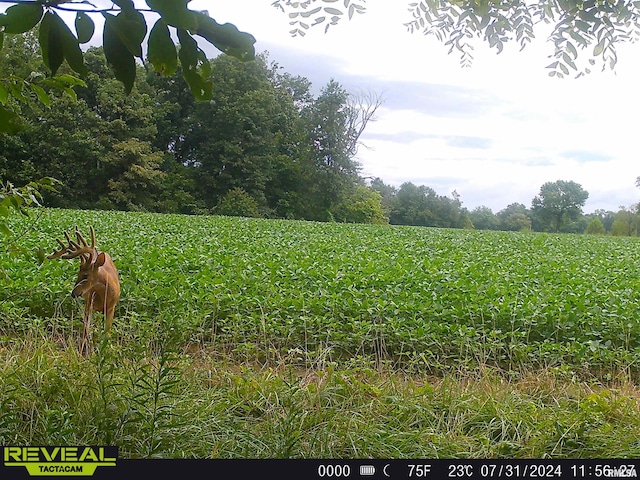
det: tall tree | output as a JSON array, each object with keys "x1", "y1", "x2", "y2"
[
  {"x1": 301, "y1": 79, "x2": 362, "y2": 220},
  {"x1": 497, "y1": 203, "x2": 532, "y2": 231},
  {"x1": 470, "y1": 206, "x2": 499, "y2": 230},
  {"x1": 167, "y1": 53, "x2": 304, "y2": 214},
  {"x1": 610, "y1": 206, "x2": 640, "y2": 236},
  {"x1": 531, "y1": 180, "x2": 589, "y2": 232},
  {"x1": 388, "y1": 182, "x2": 468, "y2": 227}
]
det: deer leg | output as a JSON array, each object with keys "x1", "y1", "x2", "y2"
[
  {"x1": 103, "y1": 279, "x2": 113, "y2": 331},
  {"x1": 80, "y1": 294, "x2": 94, "y2": 357}
]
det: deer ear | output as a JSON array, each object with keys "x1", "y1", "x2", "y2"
[{"x1": 95, "y1": 252, "x2": 106, "y2": 268}]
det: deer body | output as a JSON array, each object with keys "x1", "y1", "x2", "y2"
[
  {"x1": 48, "y1": 227, "x2": 120, "y2": 353},
  {"x1": 72, "y1": 250, "x2": 120, "y2": 330}
]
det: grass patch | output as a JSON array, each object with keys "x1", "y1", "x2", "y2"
[
  {"x1": 1, "y1": 333, "x2": 640, "y2": 458},
  {"x1": 2, "y1": 208, "x2": 640, "y2": 457}
]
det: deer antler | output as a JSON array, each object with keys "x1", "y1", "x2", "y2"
[{"x1": 47, "y1": 226, "x2": 97, "y2": 264}]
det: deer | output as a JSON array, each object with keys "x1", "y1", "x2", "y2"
[{"x1": 48, "y1": 226, "x2": 120, "y2": 355}]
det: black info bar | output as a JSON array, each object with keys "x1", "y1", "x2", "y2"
[{"x1": 2, "y1": 454, "x2": 639, "y2": 480}]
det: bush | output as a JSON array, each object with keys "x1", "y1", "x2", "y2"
[
  {"x1": 585, "y1": 218, "x2": 606, "y2": 235},
  {"x1": 215, "y1": 188, "x2": 260, "y2": 217}
]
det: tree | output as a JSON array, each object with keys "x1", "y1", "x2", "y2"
[
  {"x1": 470, "y1": 206, "x2": 499, "y2": 230},
  {"x1": 158, "y1": 53, "x2": 309, "y2": 215},
  {"x1": 300, "y1": 79, "x2": 362, "y2": 220},
  {"x1": 389, "y1": 182, "x2": 435, "y2": 226},
  {"x1": 591, "y1": 209, "x2": 616, "y2": 232},
  {"x1": 100, "y1": 139, "x2": 166, "y2": 211},
  {"x1": 274, "y1": 0, "x2": 640, "y2": 78},
  {"x1": 585, "y1": 217, "x2": 606, "y2": 235},
  {"x1": 610, "y1": 206, "x2": 640, "y2": 236},
  {"x1": 344, "y1": 89, "x2": 383, "y2": 157},
  {"x1": 215, "y1": 187, "x2": 260, "y2": 218},
  {"x1": 388, "y1": 182, "x2": 469, "y2": 227},
  {"x1": 497, "y1": 203, "x2": 531, "y2": 231},
  {"x1": 331, "y1": 185, "x2": 388, "y2": 224},
  {"x1": 531, "y1": 180, "x2": 589, "y2": 232}
]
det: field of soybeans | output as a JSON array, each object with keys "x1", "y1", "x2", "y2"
[{"x1": 2, "y1": 208, "x2": 640, "y2": 458}]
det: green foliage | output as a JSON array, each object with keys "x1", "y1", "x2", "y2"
[
  {"x1": 216, "y1": 187, "x2": 260, "y2": 217},
  {"x1": 610, "y1": 208, "x2": 640, "y2": 237},
  {"x1": 147, "y1": 19, "x2": 177, "y2": 76},
  {"x1": 531, "y1": 180, "x2": 589, "y2": 232},
  {"x1": 470, "y1": 206, "x2": 499, "y2": 230},
  {"x1": 1, "y1": 40, "x2": 382, "y2": 222},
  {"x1": 5, "y1": 208, "x2": 640, "y2": 377},
  {"x1": 331, "y1": 185, "x2": 388, "y2": 224},
  {"x1": 388, "y1": 182, "x2": 469, "y2": 228},
  {"x1": 585, "y1": 217, "x2": 606, "y2": 235},
  {"x1": 39, "y1": 11, "x2": 88, "y2": 77},
  {"x1": 300, "y1": 80, "x2": 363, "y2": 220},
  {"x1": 275, "y1": 0, "x2": 640, "y2": 78},
  {"x1": 0, "y1": 177, "x2": 59, "y2": 238},
  {"x1": 0, "y1": 1, "x2": 256, "y2": 132},
  {"x1": 0, "y1": 32, "x2": 87, "y2": 134},
  {"x1": 0, "y1": 3, "x2": 43, "y2": 35}
]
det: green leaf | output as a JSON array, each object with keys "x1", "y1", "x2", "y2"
[
  {"x1": 30, "y1": 84, "x2": 50, "y2": 106},
  {"x1": 113, "y1": 0, "x2": 135, "y2": 10},
  {"x1": 58, "y1": 19, "x2": 88, "y2": 77},
  {"x1": 37, "y1": 11, "x2": 87, "y2": 77},
  {"x1": 39, "y1": 12, "x2": 65, "y2": 76},
  {"x1": 593, "y1": 38, "x2": 606, "y2": 56},
  {"x1": 103, "y1": 13, "x2": 137, "y2": 94},
  {"x1": 0, "y1": 83, "x2": 7, "y2": 105},
  {"x1": 177, "y1": 29, "x2": 213, "y2": 100},
  {"x1": 0, "y1": 222, "x2": 12, "y2": 237},
  {"x1": 148, "y1": 19, "x2": 178, "y2": 76},
  {"x1": 146, "y1": 0, "x2": 197, "y2": 30},
  {"x1": 0, "y1": 3, "x2": 43, "y2": 34},
  {"x1": 75, "y1": 12, "x2": 95, "y2": 44},
  {"x1": 0, "y1": 104, "x2": 24, "y2": 134},
  {"x1": 0, "y1": 32, "x2": 3, "y2": 53},
  {"x1": 193, "y1": 12, "x2": 256, "y2": 62},
  {"x1": 102, "y1": 10, "x2": 147, "y2": 58}
]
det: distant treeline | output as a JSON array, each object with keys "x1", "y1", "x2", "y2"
[{"x1": 1, "y1": 34, "x2": 637, "y2": 234}]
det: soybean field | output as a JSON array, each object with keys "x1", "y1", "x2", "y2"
[{"x1": 2, "y1": 208, "x2": 640, "y2": 457}]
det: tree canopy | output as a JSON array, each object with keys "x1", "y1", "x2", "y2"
[{"x1": 531, "y1": 180, "x2": 589, "y2": 232}]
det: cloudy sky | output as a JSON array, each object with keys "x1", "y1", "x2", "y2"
[{"x1": 197, "y1": 0, "x2": 640, "y2": 214}]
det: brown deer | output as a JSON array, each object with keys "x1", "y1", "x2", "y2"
[{"x1": 48, "y1": 226, "x2": 120, "y2": 354}]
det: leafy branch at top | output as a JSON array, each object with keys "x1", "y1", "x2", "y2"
[
  {"x1": 273, "y1": 0, "x2": 640, "y2": 78},
  {"x1": 0, "y1": 0, "x2": 256, "y2": 132}
]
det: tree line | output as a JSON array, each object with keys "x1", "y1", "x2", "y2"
[
  {"x1": 369, "y1": 178, "x2": 640, "y2": 235},
  {"x1": 1, "y1": 33, "x2": 638, "y2": 235},
  {"x1": 1, "y1": 33, "x2": 386, "y2": 223}
]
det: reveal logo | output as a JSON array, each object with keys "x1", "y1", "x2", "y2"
[{"x1": 3, "y1": 446, "x2": 117, "y2": 476}]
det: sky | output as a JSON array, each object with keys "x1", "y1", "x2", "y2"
[{"x1": 199, "y1": 0, "x2": 640, "y2": 214}]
